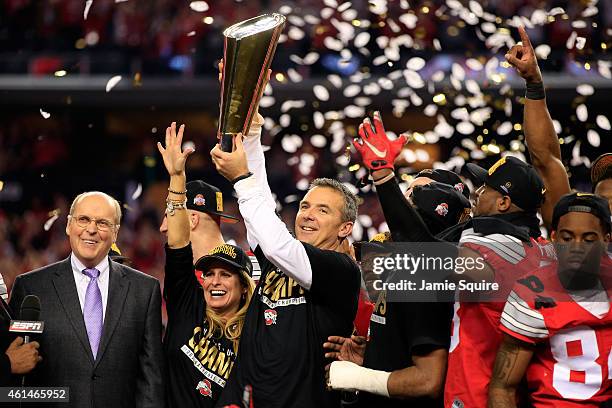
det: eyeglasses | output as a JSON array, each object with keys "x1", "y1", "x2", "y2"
[{"x1": 71, "y1": 215, "x2": 116, "y2": 231}]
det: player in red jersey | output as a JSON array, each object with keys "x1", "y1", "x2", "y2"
[{"x1": 489, "y1": 192, "x2": 612, "y2": 407}]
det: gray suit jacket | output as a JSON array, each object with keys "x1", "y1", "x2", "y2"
[{"x1": 9, "y1": 257, "x2": 165, "y2": 408}]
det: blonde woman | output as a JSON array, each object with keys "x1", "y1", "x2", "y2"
[{"x1": 158, "y1": 122, "x2": 255, "y2": 407}]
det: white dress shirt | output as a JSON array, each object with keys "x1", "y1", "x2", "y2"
[{"x1": 71, "y1": 253, "x2": 110, "y2": 322}]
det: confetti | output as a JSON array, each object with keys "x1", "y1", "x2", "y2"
[
  {"x1": 40, "y1": 109, "x2": 51, "y2": 119},
  {"x1": 313, "y1": 85, "x2": 330, "y2": 101},
  {"x1": 354, "y1": 32, "x2": 371, "y2": 48},
  {"x1": 399, "y1": 13, "x2": 418, "y2": 29},
  {"x1": 131, "y1": 183, "x2": 143, "y2": 200},
  {"x1": 189, "y1": 1, "x2": 209, "y2": 12},
  {"x1": 534, "y1": 44, "x2": 551, "y2": 60},
  {"x1": 310, "y1": 135, "x2": 327, "y2": 148},
  {"x1": 587, "y1": 130, "x2": 600, "y2": 147},
  {"x1": 596, "y1": 115, "x2": 611, "y2": 130},
  {"x1": 406, "y1": 57, "x2": 426, "y2": 71},
  {"x1": 327, "y1": 75, "x2": 343, "y2": 88},
  {"x1": 187, "y1": 31, "x2": 196, "y2": 37},
  {"x1": 576, "y1": 104, "x2": 588, "y2": 122},
  {"x1": 84, "y1": 0, "x2": 93, "y2": 20},
  {"x1": 456, "y1": 122, "x2": 475, "y2": 135},
  {"x1": 424, "y1": 104, "x2": 438, "y2": 117},
  {"x1": 343, "y1": 84, "x2": 361, "y2": 98},
  {"x1": 105, "y1": 75, "x2": 122, "y2": 92},
  {"x1": 576, "y1": 84, "x2": 594, "y2": 96},
  {"x1": 303, "y1": 52, "x2": 320, "y2": 65}
]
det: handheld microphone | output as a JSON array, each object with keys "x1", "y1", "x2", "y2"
[{"x1": 9, "y1": 295, "x2": 43, "y2": 386}]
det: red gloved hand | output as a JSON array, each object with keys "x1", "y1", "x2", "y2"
[{"x1": 352, "y1": 111, "x2": 407, "y2": 171}]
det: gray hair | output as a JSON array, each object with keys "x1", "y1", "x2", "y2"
[
  {"x1": 69, "y1": 191, "x2": 122, "y2": 226},
  {"x1": 309, "y1": 178, "x2": 358, "y2": 222}
]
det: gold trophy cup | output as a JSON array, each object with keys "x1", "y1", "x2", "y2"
[{"x1": 218, "y1": 13, "x2": 286, "y2": 152}]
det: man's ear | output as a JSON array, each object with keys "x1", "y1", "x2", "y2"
[
  {"x1": 497, "y1": 196, "x2": 512, "y2": 212},
  {"x1": 338, "y1": 221, "x2": 354, "y2": 239},
  {"x1": 190, "y1": 212, "x2": 199, "y2": 230},
  {"x1": 550, "y1": 230, "x2": 557, "y2": 242}
]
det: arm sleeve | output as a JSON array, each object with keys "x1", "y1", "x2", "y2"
[
  {"x1": 235, "y1": 176, "x2": 313, "y2": 289},
  {"x1": 409, "y1": 302, "x2": 452, "y2": 354},
  {"x1": 163, "y1": 243, "x2": 204, "y2": 317},
  {"x1": 375, "y1": 177, "x2": 437, "y2": 242},
  {"x1": 8, "y1": 276, "x2": 25, "y2": 319},
  {"x1": 499, "y1": 289, "x2": 548, "y2": 345},
  {"x1": 242, "y1": 120, "x2": 277, "y2": 249},
  {"x1": 0, "y1": 352, "x2": 11, "y2": 386},
  {"x1": 136, "y1": 280, "x2": 166, "y2": 408},
  {"x1": 305, "y1": 243, "x2": 361, "y2": 314}
]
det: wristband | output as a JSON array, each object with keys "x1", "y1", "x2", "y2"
[
  {"x1": 168, "y1": 188, "x2": 187, "y2": 195},
  {"x1": 525, "y1": 82, "x2": 545, "y2": 100},
  {"x1": 328, "y1": 361, "x2": 390, "y2": 397},
  {"x1": 373, "y1": 172, "x2": 395, "y2": 186},
  {"x1": 231, "y1": 172, "x2": 253, "y2": 185}
]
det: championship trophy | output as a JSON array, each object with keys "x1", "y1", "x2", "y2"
[{"x1": 218, "y1": 13, "x2": 286, "y2": 152}]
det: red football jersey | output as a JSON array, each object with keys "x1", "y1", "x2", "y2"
[
  {"x1": 445, "y1": 230, "x2": 556, "y2": 408},
  {"x1": 500, "y1": 258, "x2": 612, "y2": 407}
]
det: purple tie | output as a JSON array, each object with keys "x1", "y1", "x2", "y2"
[{"x1": 82, "y1": 268, "x2": 103, "y2": 359}]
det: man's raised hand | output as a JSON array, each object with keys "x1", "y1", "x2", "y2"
[
  {"x1": 157, "y1": 122, "x2": 194, "y2": 177},
  {"x1": 505, "y1": 26, "x2": 543, "y2": 84},
  {"x1": 352, "y1": 111, "x2": 407, "y2": 171}
]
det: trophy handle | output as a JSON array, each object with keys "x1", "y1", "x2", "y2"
[{"x1": 220, "y1": 133, "x2": 234, "y2": 152}]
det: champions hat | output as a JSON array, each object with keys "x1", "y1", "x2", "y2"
[
  {"x1": 590, "y1": 153, "x2": 612, "y2": 191},
  {"x1": 195, "y1": 244, "x2": 253, "y2": 277},
  {"x1": 411, "y1": 182, "x2": 472, "y2": 230},
  {"x1": 415, "y1": 168, "x2": 470, "y2": 199},
  {"x1": 186, "y1": 180, "x2": 239, "y2": 223},
  {"x1": 552, "y1": 192, "x2": 611, "y2": 234},
  {"x1": 465, "y1": 156, "x2": 545, "y2": 211}
]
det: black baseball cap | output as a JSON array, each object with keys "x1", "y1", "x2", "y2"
[
  {"x1": 415, "y1": 168, "x2": 471, "y2": 199},
  {"x1": 109, "y1": 243, "x2": 131, "y2": 265},
  {"x1": 552, "y1": 192, "x2": 611, "y2": 233},
  {"x1": 465, "y1": 156, "x2": 545, "y2": 211},
  {"x1": 195, "y1": 244, "x2": 253, "y2": 277},
  {"x1": 411, "y1": 182, "x2": 472, "y2": 230},
  {"x1": 591, "y1": 153, "x2": 612, "y2": 191},
  {"x1": 186, "y1": 180, "x2": 239, "y2": 223}
]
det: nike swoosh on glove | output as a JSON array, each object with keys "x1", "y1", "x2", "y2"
[{"x1": 352, "y1": 111, "x2": 407, "y2": 171}]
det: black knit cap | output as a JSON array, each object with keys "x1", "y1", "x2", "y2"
[
  {"x1": 411, "y1": 182, "x2": 472, "y2": 230},
  {"x1": 552, "y1": 192, "x2": 611, "y2": 234},
  {"x1": 186, "y1": 180, "x2": 239, "y2": 223},
  {"x1": 465, "y1": 156, "x2": 545, "y2": 211},
  {"x1": 415, "y1": 168, "x2": 471, "y2": 199}
]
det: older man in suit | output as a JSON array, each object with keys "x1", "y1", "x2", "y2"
[{"x1": 9, "y1": 191, "x2": 165, "y2": 408}]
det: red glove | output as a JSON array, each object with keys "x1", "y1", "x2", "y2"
[{"x1": 352, "y1": 112, "x2": 407, "y2": 171}]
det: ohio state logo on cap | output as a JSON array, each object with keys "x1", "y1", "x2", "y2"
[
  {"x1": 196, "y1": 379, "x2": 212, "y2": 397},
  {"x1": 193, "y1": 194, "x2": 206, "y2": 206},
  {"x1": 453, "y1": 183, "x2": 464, "y2": 193},
  {"x1": 435, "y1": 203, "x2": 449, "y2": 217}
]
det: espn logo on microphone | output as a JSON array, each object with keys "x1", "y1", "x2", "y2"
[{"x1": 9, "y1": 320, "x2": 45, "y2": 334}]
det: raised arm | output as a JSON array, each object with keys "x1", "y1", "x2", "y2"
[
  {"x1": 211, "y1": 136, "x2": 314, "y2": 289},
  {"x1": 487, "y1": 334, "x2": 534, "y2": 408},
  {"x1": 505, "y1": 26, "x2": 570, "y2": 227},
  {"x1": 156, "y1": 122, "x2": 194, "y2": 249}
]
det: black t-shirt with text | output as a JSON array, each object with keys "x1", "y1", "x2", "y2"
[
  {"x1": 357, "y1": 291, "x2": 452, "y2": 408},
  {"x1": 164, "y1": 244, "x2": 237, "y2": 408},
  {"x1": 216, "y1": 243, "x2": 361, "y2": 408}
]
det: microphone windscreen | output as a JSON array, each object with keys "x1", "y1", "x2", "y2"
[{"x1": 20, "y1": 295, "x2": 41, "y2": 321}]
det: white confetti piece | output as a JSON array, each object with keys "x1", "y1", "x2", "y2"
[
  {"x1": 431, "y1": 71, "x2": 445, "y2": 82},
  {"x1": 304, "y1": 14, "x2": 320, "y2": 25},
  {"x1": 321, "y1": 7, "x2": 334, "y2": 19},
  {"x1": 363, "y1": 82, "x2": 381, "y2": 95},
  {"x1": 576, "y1": 37, "x2": 586, "y2": 50},
  {"x1": 343, "y1": 84, "x2": 361, "y2": 98},
  {"x1": 598, "y1": 61, "x2": 611, "y2": 79},
  {"x1": 451, "y1": 107, "x2": 470, "y2": 121},
  {"x1": 576, "y1": 84, "x2": 594, "y2": 96},
  {"x1": 468, "y1": 0, "x2": 483, "y2": 17},
  {"x1": 576, "y1": 104, "x2": 588, "y2": 122},
  {"x1": 534, "y1": 44, "x2": 551, "y2": 60},
  {"x1": 465, "y1": 79, "x2": 481, "y2": 95},
  {"x1": 40, "y1": 109, "x2": 51, "y2": 119},
  {"x1": 461, "y1": 138, "x2": 478, "y2": 151},
  {"x1": 530, "y1": 9, "x2": 548, "y2": 25},
  {"x1": 84, "y1": 0, "x2": 93, "y2": 20},
  {"x1": 44, "y1": 213, "x2": 59, "y2": 231},
  {"x1": 466, "y1": 58, "x2": 483, "y2": 71},
  {"x1": 403, "y1": 70, "x2": 424, "y2": 88},
  {"x1": 596, "y1": 115, "x2": 611, "y2": 130},
  {"x1": 424, "y1": 104, "x2": 438, "y2": 117},
  {"x1": 344, "y1": 105, "x2": 365, "y2": 118},
  {"x1": 354, "y1": 97, "x2": 372, "y2": 106},
  {"x1": 314, "y1": 85, "x2": 330, "y2": 101},
  {"x1": 552, "y1": 120, "x2": 562, "y2": 134},
  {"x1": 287, "y1": 68, "x2": 303, "y2": 83},
  {"x1": 303, "y1": 52, "x2": 320, "y2": 65},
  {"x1": 281, "y1": 135, "x2": 303, "y2": 153},
  {"x1": 280, "y1": 114, "x2": 291, "y2": 128},
  {"x1": 189, "y1": 1, "x2": 209, "y2": 12},
  {"x1": 259, "y1": 96, "x2": 275, "y2": 108},
  {"x1": 313, "y1": 112, "x2": 325, "y2": 129},
  {"x1": 399, "y1": 13, "x2": 418, "y2": 29},
  {"x1": 406, "y1": 57, "x2": 426, "y2": 71},
  {"x1": 433, "y1": 38, "x2": 442, "y2": 51},
  {"x1": 354, "y1": 32, "x2": 370, "y2": 48},
  {"x1": 187, "y1": 31, "x2": 196, "y2": 37},
  {"x1": 280, "y1": 100, "x2": 306, "y2": 113},
  {"x1": 572, "y1": 21, "x2": 587, "y2": 29},
  {"x1": 587, "y1": 129, "x2": 600, "y2": 147},
  {"x1": 566, "y1": 31, "x2": 577, "y2": 49},
  {"x1": 328, "y1": 74, "x2": 343, "y2": 88},
  {"x1": 497, "y1": 121, "x2": 513, "y2": 136},
  {"x1": 451, "y1": 63, "x2": 466, "y2": 81},
  {"x1": 342, "y1": 9, "x2": 358, "y2": 20},
  {"x1": 582, "y1": 6, "x2": 598, "y2": 18},
  {"x1": 310, "y1": 135, "x2": 327, "y2": 148},
  {"x1": 131, "y1": 183, "x2": 143, "y2": 200},
  {"x1": 287, "y1": 15, "x2": 305, "y2": 27},
  {"x1": 434, "y1": 116, "x2": 454, "y2": 138},
  {"x1": 105, "y1": 75, "x2": 122, "y2": 92},
  {"x1": 456, "y1": 122, "x2": 475, "y2": 135},
  {"x1": 323, "y1": 0, "x2": 338, "y2": 7},
  {"x1": 481, "y1": 22, "x2": 496, "y2": 34},
  {"x1": 549, "y1": 7, "x2": 565, "y2": 16},
  {"x1": 288, "y1": 27, "x2": 305, "y2": 41},
  {"x1": 338, "y1": 2, "x2": 352, "y2": 12}
]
